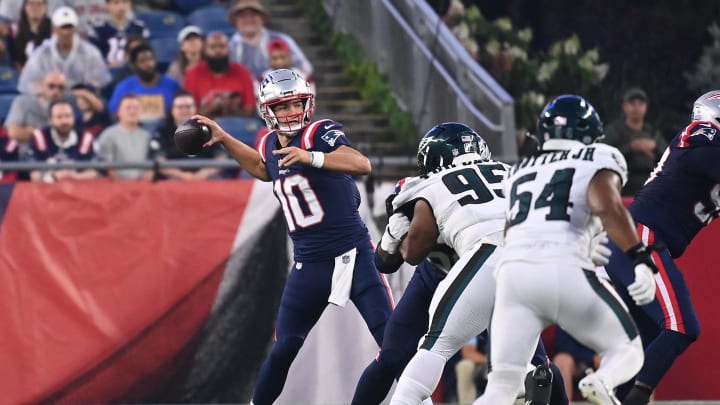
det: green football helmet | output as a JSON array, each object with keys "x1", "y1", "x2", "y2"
[
  {"x1": 417, "y1": 122, "x2": 490, "y2": 175},
  {"x1": 537, "y1": 95, "x2": 604, "y2": 146}
]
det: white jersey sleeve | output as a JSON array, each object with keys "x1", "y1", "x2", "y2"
[{"x1": 392, "y1": 155, "x2": 508, "y2": 256}]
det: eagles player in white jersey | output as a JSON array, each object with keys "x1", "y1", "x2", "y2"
[
  {"x1": 472, "y1": 95, "x2": 658, "y2": 405},
  {"x1": 384, "y1": 123, "x2": 567, "y2": 405}
]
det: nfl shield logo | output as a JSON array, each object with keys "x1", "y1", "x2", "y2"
[{"x1": 342, "y1": 254, "x2": 350, "y2": 264}]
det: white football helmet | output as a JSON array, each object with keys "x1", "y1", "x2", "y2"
[
  {"x1": 691, "y1": 90, "x2": 720, "y2": 124},
  {"x1": 257, "y1": 69, "x2": 315, "y2": 134}
]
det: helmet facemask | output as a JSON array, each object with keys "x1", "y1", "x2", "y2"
[
  {"x1": 257, "y1": 69, "x2": 315, "y2": 135},
  {"x1": 260, "y1": 94, "x2": 314, "y2": 134}
]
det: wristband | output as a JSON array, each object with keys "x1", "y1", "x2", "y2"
[
  {"x1": 310, "y1": 151, "x2": 325, "y2": 168},
  {"x1": 625, "y1": 243, "x2": 658, "y2": 273}
]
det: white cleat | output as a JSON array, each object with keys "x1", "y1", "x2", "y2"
[{"x1": 578, "y1": 374, "x2": 621, "y2": 405}]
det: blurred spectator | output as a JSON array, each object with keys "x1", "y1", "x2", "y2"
[
  {"x1": 551, "y1": 326, "x2": 600, "y2": 400},
  {"x1": 0, "y1": 27, "x2": 12, "y2": 66},
  {"x1": 64, "y1": 0, "x2": 109, "y2": 37},
  {"x1": 27, "y1": 98, "x2": 98, "y2": 182},
  {"x1": 455, "y1": 334, "x2": 488, "y2": 404},
  {"x1": 98, "y1": 94, "x2": 153, "y2": 180},
  {"x1": 604, "y1": 87, "x2": 667, "y2": 196},
  {"x1": 71, "y1": 83, "x2": 111, "y2": 137},
  {"x1": 89, "y1": 0, "x2": 149, "y2": 68},
  {"x1": 259, "y1": 37, "x2": 315, "y2": 94},
  {"x1": 7, "y1": 0, "x2": 51, "y2": 71},
  {"x1": 17, "y1": 6, "x2": 111, "y2": 94},
  {"x1": 0, "y1": 127, "x2": 19, "y2": 183},
  {"x1": 6, "y1": 70, "x2": 67, "y2": 143},
  {"x1": 166, "y1": 25, "x2": 203, "y2": 84},
  {"x1": 102, "y1": 34, "x2": 146, "y2": 98},
  {"x1": 0, "y1": 0, "x2": 63, "y2": 23},
  {"x1": 184, "y1": 31, "x2": 254, "y2": 118},
  {"x1": 108, "y1": 43, "x2": 180, "y2": 124},
  {"x1": 153, "y1": 91, "x2": 226, "y2": 180},
  {"x1": 227, "y1": 0, "x2": 312, "y2": 79}
]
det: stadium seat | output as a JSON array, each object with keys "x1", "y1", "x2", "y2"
[
  {"x1": 0, "y1": 66, "x2": 19, "y2": 94},
  {"x1": 0, "y1": 93, "x2": 17, "y2": 124},
  {"x1": 173, "y1": 0, "x2": 208, "y2": 14},
  {"x1": 187, "y1": 5, "x2": 235, "y2": 37},
  {"x1": 136, "y1": 10, "x2": 185, "y2": 39},
  {"x1": 150, "y1": 38, "x2": 179, "y2": 74},
  {"x1": 214, "y1": 117, "x2": 264, "y2": 147}
]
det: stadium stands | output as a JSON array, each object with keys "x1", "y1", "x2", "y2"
[
  {"x1": 0, "y1": 66, "x2": 19, "y2": 95},
  {"x1": 214, "y1": 117, "x2": 264, "y2": 147},
  {"x1": 136, "y1": 10, "x2": 186, "y2": 39}
]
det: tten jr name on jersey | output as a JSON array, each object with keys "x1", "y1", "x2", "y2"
[{"x1": 504, "y1": 142, "x2": 628, "y2": 268}]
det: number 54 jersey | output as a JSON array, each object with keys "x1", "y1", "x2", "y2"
[
  {"x1": 503, "y1": 142, "x2": 628, "y2": 268},
  {"x1": 392, "y1": 154, "x2": 509, "y2": 256}
]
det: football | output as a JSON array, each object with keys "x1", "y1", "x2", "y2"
[{"x1": 174, "y1": 119, "x2": 212, "y2": 156}]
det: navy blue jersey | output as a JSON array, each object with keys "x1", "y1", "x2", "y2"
[
  {"x1": 0, "y1": 131, "x2": 19, "y2": 182},
  {"x1": 27, "y1": 127, "x2": 95, "y2": 163},
  {"x1": 257, "y1": 119, "x2": 369, "y2": 261},
  {"x1": 630, "y1": 121, "x2": 720, "y2": 257},
  {"x1": 89, "y1": 19, "x2": 149, "y2": 66}
]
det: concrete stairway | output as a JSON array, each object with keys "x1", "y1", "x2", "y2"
[{"x1": 263, "y1": 0, "x2": 417, "y2": 179}]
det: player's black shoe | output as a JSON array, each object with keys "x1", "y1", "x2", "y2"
[{"x1": 524, "y1": 364, "x2": 553, "y2": 405}]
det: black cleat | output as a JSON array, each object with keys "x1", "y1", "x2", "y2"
[{"x1": 524, "y1": 364, "x2": 553, "y2": 405}]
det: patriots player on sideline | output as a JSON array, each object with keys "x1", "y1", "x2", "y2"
[
  {"x1": 604, "y1": 90, "x2": 720, "y2": 405},
  {"x1": 473, "y1": 95, "x2": 656, "y2": 405},
  {"x1": 382, "y1": 123, "x2": 568, "y2": 405},
  {"x1": 194, "y1": 69, "x2": 393, "y2": 405}
]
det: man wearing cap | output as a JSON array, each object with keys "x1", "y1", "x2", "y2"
[
  {"x1": 604, "y1": 87, "x2": 667, "y2": 196},
  {"x1": 167, "y1": 25, "x2": 203, "y2": 83},
  {"x1": 227, "y1": 0, "x2": 312, "y2": 80},
  {"x1": 17, "y1": 6, "x2": 111, "y2": 95}
]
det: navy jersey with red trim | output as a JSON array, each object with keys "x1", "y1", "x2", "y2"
[
  {"x1": 630, "y1": 121, "x2": 720, "y2": 257},
  {"x1": 0, "y1": 131, "x2": 19, "y2": 182},
  {"x1": 257, "y1": 119, "x2": 369, "y2": 261},
  {"x1": 89, "y1": 19, "x2": 149, "y2": 65},
  {"x1": 27, "y1": 127, "x2": 96, "y2": 163}
]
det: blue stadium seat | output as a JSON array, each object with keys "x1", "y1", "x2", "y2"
[
  {"x1": 0, "y1": 66, "x2": 19, "y2": 94},
  {"x1": 214, "y1": 117, "x2": 264, "y2": 147},
  {"x1": 0, "y1": 93, "x2": 17, "y2": 124},
  {"x1": 187, "y1": 5, "x2": 235, "y2": 37},
  {"x1": 136, "y1": 10, "x2": 185, "y2": 39},
  {"x1": 150, "y1": 38, "x2": 179, "y2": 74},
  {"x1": 173, "y1": 0, "x2": 208, "y2": 14}
]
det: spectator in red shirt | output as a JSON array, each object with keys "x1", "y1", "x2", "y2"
[{"x1": 183, "y1": 31, "x2": 255, "y2": 118}]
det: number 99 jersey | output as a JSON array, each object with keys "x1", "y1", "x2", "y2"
[
  {"x1": 392, "y1": 153, "x2": 508, "y2": 257},
  {"x1": 503, "y1": 142, "x2": 628, "y2": 268}
]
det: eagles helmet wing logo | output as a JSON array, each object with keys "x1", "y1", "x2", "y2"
[{"x1": 321, "y1": 130, "x2": 344, "y2": 147}]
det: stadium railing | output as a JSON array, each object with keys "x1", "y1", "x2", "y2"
[{"x1": 321, "y1": 0, "x2": 518, "y2": 162}]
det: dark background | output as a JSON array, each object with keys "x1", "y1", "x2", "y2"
[{"x1": 466, "y1": 0, "x2": 720, "y2": 139}]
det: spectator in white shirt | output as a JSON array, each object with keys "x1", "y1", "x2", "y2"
[{"x1": 17, "y1": 6, "x2": 111, "y2": 95}]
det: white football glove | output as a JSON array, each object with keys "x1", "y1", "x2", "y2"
[
  {"x1": 589, "y1": 231, "x2": 612, "y2": 266},
  {"x1": 380, "y1": 213, "x2": 410, "y2": 254},
  {"x1": 628, "y1": 264, "x2": 657, "y2": 306}
]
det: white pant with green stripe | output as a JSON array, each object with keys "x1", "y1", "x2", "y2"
[{"x1": 473, "y1": 260, "x2": 644, "y2": 405}]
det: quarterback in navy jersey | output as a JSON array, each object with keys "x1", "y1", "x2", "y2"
[
  {"x1": 604, "y1": 91, "x2": 720, "y2": 405},
  {"x1": 194, "y1": 69, "x2": 393, "y2": 405},
  {"x1": 88, "y1": 0, "x2": 149, "y2": 67}
]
